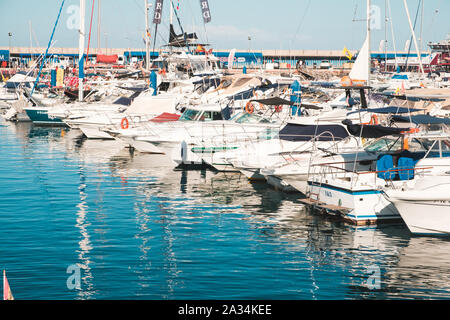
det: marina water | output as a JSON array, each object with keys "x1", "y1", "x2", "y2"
[{"x1": 1, "y1": 119, "x2": 450, "y2": 300}]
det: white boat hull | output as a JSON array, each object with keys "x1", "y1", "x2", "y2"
[
  {"x1": 393, "y1": 201, "x2": 450, "y2": 235},
  {"x1": 79, "y1": 125, "x2": 114, "y2": 139},
  {"x1": 308, "y1": 181, "x2": 401, "y2": 225}
]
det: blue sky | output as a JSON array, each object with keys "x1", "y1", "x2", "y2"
[{"x1": 0, "y1": 0, "x2": 448, "y2": 52}]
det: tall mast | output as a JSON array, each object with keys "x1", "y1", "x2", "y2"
[
  {"x1": 367, "y1": 0, "x2": 371, "y2": 87},
  {"x1": 79, "y1": 0, "x2": 86, "y2": 102},
  {"x1": 384, "y1": 0, "x2": 387, "y2": 72},
  {"x1": 97, "y1": 0, "x2": 101, "y2": 52},
  {"x1": 387, "y1": 0, "x2": 398, "y2": 70},
  {"x1": 145, "y1": 0, "x2": 150, "y2": 71},
  {"x1": 403, "y1": 0, "x2": 425, "y2": 75},
  {"x1": 29, "y1": 20, "x2": 33, "y2": 62},
  {"x1": 170, "y1": 0, "x2": 174, "y2": 25}
]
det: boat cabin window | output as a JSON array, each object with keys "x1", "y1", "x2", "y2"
[
  {"x1": 198, "y1": 111, "x2": 224, "y2": 121},
  {"x1": 421, "y1": 138, "x2": 450, "y2": 153},
  {"x1": 212, "y1": 111, "x2": 223, "y2": 120},
  {"x1": 180, "y1": 109, "x2": 201, "y2": 121},
  {"x1": 151, "y1": 60, "x2": 168, "y2": 70}
]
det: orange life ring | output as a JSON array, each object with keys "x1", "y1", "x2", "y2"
[
  {"x1": 121, "y1": 117, "x2": 129, "y2": 130},
  {"x1": 245, "y1": 101, "x2": 254, "y2": 114},
  {"x1": 274, "y1": 105, "x2": 283, "y2": 112},
  {"x1": 369, "y1": 114, "x2": 379, "y2": 125}
]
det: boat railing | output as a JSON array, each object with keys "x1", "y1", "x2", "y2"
[
  {"x1": 182, "y1": 122, "x2": 282, "y2": 152},
  {"x1": 308, "y1": 160, "x2": 434, "y2": 190},
  {"x1": 278, "y1": 131, "x2": 342, "y2": 166}
]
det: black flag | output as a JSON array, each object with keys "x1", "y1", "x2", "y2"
[
  {"x1": 153, "y1": 0, "x2": 164, "y2": 24},
  {"x1": 199, "y1": 0, "x2": 211, "y2": 23}
]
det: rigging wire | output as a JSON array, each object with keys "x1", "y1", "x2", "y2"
[
  {"x1": 404, "y1": 0, "x2": 422, "y2": 70},
  {"x1": 293, "y1": 0, "x2": 312, "y2": 43}
]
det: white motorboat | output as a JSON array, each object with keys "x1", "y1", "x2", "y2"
[
  {"x1": 387, "y1": 173, "x2": 450, "y2": 236},
  {"x1": 305, "y1": 122, "x2": 450, "y2": 225}
]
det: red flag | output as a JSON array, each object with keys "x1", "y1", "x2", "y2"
[{"x1": 3, "y1": 270, "x2": 14, "y2": 300}]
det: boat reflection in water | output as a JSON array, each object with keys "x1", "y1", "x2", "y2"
[{"x1": 3, "y1": 122, "x2": 450, "y2": 299}]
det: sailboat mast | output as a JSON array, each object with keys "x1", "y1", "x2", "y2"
[
  {"x1": 29, "y1": 20, "x2": 33, "y2": 62},
  {"x1": 367, "y1": 0, "x2": 371, "y2": 87},
  {"x1": 145, "y1": 0, "x2": 150, "y2": 71},
  {"x1": 170, "y1": 0, "x2": 174, "y2": 25},
  {"x1": 79, "y1": 0, "x2": 85, "y2": 102},
  {"x1": 403, "y1": 0, "x2": 425, "y2": 75},
  {"x1": 97, "y1": 0, "x2": 101, "y2": 52}
]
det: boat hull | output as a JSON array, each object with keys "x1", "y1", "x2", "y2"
[
  {"x1": 307, "y1": 181, "x2": 401, "y2": 225},
  {"x1": 393, "y1": 201, "x2": 450, "y2": 235},
  {"x1": 25, "y1": 108, "x2": 65, "y2": 126}
]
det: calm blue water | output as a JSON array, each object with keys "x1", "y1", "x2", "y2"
[{"x1": 1, "y1": 119, "x2": 450, "y2": 300}]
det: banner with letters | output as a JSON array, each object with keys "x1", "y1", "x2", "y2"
[
  {"x1": 199, "y1": 0, "x2": 211, "y2": 23},
  {"x1": 153, "y1": 0, "x2": 164, "y2": 24}
]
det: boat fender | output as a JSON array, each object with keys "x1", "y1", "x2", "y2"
[{"x1": 121, "y1": 117, "x2": 129, "y2": 130}]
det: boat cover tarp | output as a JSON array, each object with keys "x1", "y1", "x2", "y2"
[
  {"x1": 382, "y1": 93, "x2": 446, "y2": 102},
  {"x1": 221, "y1": 106, "x2": 232, "y2": 120},
  {"x1": 230, "y1": 84, "x2": 283, "y2": 101},
  {"x1": 192, "y1": 77, "x2": 221, "y2": 86},
  {"x1": 392, "y1": 74, "x2": 409, "y2": 80},
  {"x1": 300, "y1": 103, "x2": 323, "y2": 110},
  {"x1": 342, "y1": 119, "x2": 408, "y2": 138},
  {"x1": 5, "y1": 71, "x2": 35, "y2": 89},
  {"x1": 279, "y1": 123, "x2": 349, "y2": 141},
  {"x1": 392, "y1": 115, "x2": 450, "y2": 125},
  {"x1": 113, "y1": 90, "x2": 142, "y2": 106},
  {"x1": 117, "y1": 86, "x2": 148, "y2": 92},
  {"x1": 251, "y1": 97, "x2": 296, "y2": 106},
  {"x1": 230, "y1": 88, "x2": 255, "y2": 101},
  {"x1": 150, "y1": 113, "x2": 180, "y2": 123},
  {"x1": 377, "y1": 155, "x2": 397, "y2": 180},
  {"x1": 347, "y1": 106, "x2": 423, "y2": 115},
  {"x1": 96, "y1": 54, "x2": 118, "y2": 64}
]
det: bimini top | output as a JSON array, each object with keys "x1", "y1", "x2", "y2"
[
  {"x1": 251, "y1": 97, "x2": 296, "y2": 106},
  {"x1": 347, "y1": 106, "x2": 424, "y2": 116},
  {"x1": 342, "y1": 119, "x2": 408, "y2": 138},
  {"x1": 392, "y1": 114, "x2": 450, "y2": 125},
  {"x1": 279, "y1": 123, "x2": 349, "y2": 142},
  {"x1": 382, "y1": 93, "x2": 446, "y2": 102}
]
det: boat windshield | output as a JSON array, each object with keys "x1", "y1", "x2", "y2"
[
  {"x1": 365, "y1": 136, "x2": 432, "y2": 153},
  {"x1": 151, "y1": 60, "x2": 168, "y2": 70},
  {"x1": 364, "y1": 137, "x2": 403, "y2": 152},
  {"x1": 180, "y1": 109, "x2": 201, "y2": 121},
  {"x1": 420, "y1": 138, "x2": 450, "y2": 153},
  {"x1": 197, "y1": 111, "x2": 224, "y2": 121},
  {"x1": 232, "y1": 112, "x2": 270, "y2": 124}
]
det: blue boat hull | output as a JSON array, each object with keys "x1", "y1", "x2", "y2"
[{"x1": 24, "y1": 108, "x2": 66, "y2": 126}]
